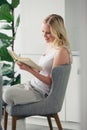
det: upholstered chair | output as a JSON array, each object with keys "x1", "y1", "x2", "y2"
[{"x1": 4, "y1": 64, "x2": 71, "y2": 130}]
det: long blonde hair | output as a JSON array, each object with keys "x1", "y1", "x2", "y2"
[{"x1": 43, "y1": 14, "x2": 70, "y2": 48}]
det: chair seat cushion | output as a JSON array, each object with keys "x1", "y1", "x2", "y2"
[{"x1": 6, "y1": 97, "x2": 59, "y2": 117}]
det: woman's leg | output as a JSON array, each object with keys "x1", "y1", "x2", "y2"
[{"x1": 2, "y1": 83, "x2": 43, "y2": 105}]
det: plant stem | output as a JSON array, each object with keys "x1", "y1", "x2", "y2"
[
  {"x1": 11, "y1": 8, "x2": 15, "y2": 83},
  {"x1": 11, "y1": 8, "x2": 15, "y2": 51}
]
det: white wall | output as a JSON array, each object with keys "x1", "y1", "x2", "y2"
[
  {"x1": 78, "y1": 0, "x2": 87, "y2": 129},
  {"x1": 65, "y1": 0, "x2": 80, "y2": 51},
  {"x1": 14, "y1": 0, "x2": 65, "y2": 54}
]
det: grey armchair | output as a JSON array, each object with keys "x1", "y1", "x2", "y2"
[{"x1": 4, "y1": 64, "x2": 71, "y2": 130}]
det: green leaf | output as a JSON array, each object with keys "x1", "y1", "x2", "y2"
[
  {"x1": 0, "y1": 0, "x2": 7, "y2": 6},
  {"x1": 3, "y1": 75, "x2": 20, "y2": 86},
  {"x1": 0, "y1": 39, "x2": 11, "y2": 48},
  {"x1": 11, "y1": 0, "x2": 20, "y2": 8},
  {"x1": 11, "y1": 74, "x2": 21, "y2": 85},
  {"x1": 0, "y1": 4, "x2": 13, "y2": 22},
  {"x1": 15, "y1": 15, "x2": 20, "y2": 28},
  {"x1": 3, "y1": 79, "x2": 10, "y2": 86},
  {"x1": 0, "y1": 32, "x2": 12, "y2": 40},
  {"x1": 2, "y1": 63, "x2": 16, "y2": 86},
  {"x1": 15, "y1": 15, "x2": 20, "y2": 33},
  {"x1": 2, "y1": 63, "x2": 13, "y2": 76},
  {"x1": 0, "y1": 47, "x2": 14, "y2": 62},
  {"x1": 16, "y1": 74, "x2": 21, "y2": 84},
  {"x1": 0, "y1": 24, "x2": 12, "y2": 30}
]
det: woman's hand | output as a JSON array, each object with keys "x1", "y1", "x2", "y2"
[
  {"x1": 17, "y1": 62, "x2": 33, "y2": 72},
  {"x1": 17, "y1": 62, "x2": 52, "y2": 86}
]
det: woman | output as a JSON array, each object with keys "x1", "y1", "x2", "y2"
[{"x1": 3, "y1": 14, "x2": 72, "y2": 105}]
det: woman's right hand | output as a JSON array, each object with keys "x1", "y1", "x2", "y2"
[{"x1": 17, "y1": 61, "x2": 31, "y2": 71}]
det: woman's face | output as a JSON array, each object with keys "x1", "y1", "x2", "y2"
[{"x1": 42, "y1": 23, "x2": 55, "y2": 43}]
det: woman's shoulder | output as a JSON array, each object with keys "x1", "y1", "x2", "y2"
[
  {"x1": 54, "y1": 46, "x2": 72, "y2": 65},
  {"x1": 55, "y1": 46, "x2": 69, "y2": 54},
  {"x1": 56, "y1": 45, "x2": 72, "y2": 54}
]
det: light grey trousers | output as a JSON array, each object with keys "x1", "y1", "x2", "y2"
[{"x1": 2, "y1": 83, "x2": 44, "y2": 105}]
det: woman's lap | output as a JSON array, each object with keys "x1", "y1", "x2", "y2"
[{"x1": 2, "y1": 83, "x2": 43, "y2": 105}]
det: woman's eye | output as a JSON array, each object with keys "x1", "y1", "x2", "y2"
[
  {"x1": 42, "y1": 31, "x2": 51, "y2": 35},
  {"x1": 47, "y1": 32, "x2": 51, "y2": 34},
  {"x1": 45, "y1": 32, "x2": 51, "y2": 35}
]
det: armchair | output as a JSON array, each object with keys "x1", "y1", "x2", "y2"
[{"x1": 4, "y1": 64, "x2": 71, "y2": 130}]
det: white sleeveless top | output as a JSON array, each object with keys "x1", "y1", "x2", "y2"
[
  {"x1": 30, "y1": 46, "x2": 72, "y2": 96},
  {"x1": 30, "y1": 50, "x2": 57, "y2": 95}
]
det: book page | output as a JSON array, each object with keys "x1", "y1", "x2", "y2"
[
  {"x1": 8, "y1": 50, "x2": 19, "y2": 61},
  {"x1": 8, "y1": 50, "x2": 42, "y2": 71}
]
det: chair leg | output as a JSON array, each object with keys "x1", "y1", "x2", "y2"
[
  {"x1": 12, "y1": 116, "x2": 17, "y2": 130},
  {"x1": 47, "y1": 116, "x2": 53, "y2": 130},
  {"x1": 53, "y1": 113, "x2": 62, "y2": 130},
  {"x1": 4, "y1": 109, "x2": 8, "y2": 130}
]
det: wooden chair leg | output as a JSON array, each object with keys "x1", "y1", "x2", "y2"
[
  {"x1": 53, "y1": 113, "x2": 62, "y2": 130},
  {"x1": 4, "y1": 109, "x2": 8, "y2": 130},
  {"x1": 47, "y1": 116, "x2": 53, "y2": 130},
  {"x1": 12, "y1": 116, "x2": 17, "y2": 130}
]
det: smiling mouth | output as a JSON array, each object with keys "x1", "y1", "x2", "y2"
[{"x1": 45, "y1": 38, "x2": 49, "y2": 40}]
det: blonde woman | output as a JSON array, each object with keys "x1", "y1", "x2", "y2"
[{"x1": 3, "y1": 14, "x2": 72, "y2": 105}]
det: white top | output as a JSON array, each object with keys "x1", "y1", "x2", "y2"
[
  {"x1": 30, "y1": 49, "x2": 57, "y2": 95},
  {"x1": 30, "y1": 46, "x2": 72, "y2": 96}
]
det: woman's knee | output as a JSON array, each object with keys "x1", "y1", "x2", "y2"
[{"x1": 2, "y1": 88, "x2": 14, "y2": 105}]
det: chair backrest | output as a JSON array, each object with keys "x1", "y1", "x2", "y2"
[{"x1": 46, "y1": 64, "x2": 71, "y2": 113}]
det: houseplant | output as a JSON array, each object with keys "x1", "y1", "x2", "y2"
[{"x1": 0, "y1": 0, "x2": 21, "y2": 86}]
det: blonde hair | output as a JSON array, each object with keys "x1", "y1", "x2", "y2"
[{"x1": 43, "y1": 14, "x2": 70, "y2": 48}]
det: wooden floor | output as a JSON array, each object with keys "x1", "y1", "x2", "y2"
[
  {"x1": 1, "y1": 117, "x2": 75, "y2": 130},
  {"x1": 1, "y1": 119, "x2": 57, "y2": 130}
]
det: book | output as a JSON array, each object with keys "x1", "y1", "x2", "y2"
[{"x1": 8, "y1": 50, "x2": 42, "y2": 71}]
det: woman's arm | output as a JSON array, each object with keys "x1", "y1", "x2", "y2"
[
  {"x1": 53, "y1": 47, "x2": 70, "y2": 67},
  {"x1": 17, "y1": 48, "x2": 69, "y2": 86},
  {"x1": 17, "y1": 62, "x2": 52, "y2": 86}
]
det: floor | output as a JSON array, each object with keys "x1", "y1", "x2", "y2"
[{"x1": 1, "y1": 117, "x2": 75, "y2": 130}]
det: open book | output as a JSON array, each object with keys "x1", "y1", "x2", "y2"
[{"x1": 8, "y1": 50, "x2": 42, "y2": 71}]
